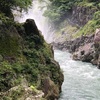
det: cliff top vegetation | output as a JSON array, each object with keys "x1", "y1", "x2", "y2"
[
  {"x1": 44, "y1": 0, "x2": 100, "y2": 23},
  {"x1": 0, "y1": 0, "x2": 32, "y2": 18}
]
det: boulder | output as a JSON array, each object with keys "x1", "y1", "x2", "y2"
[
  {"x1": 71, "y1": 6, "x2": 97, "y2": 26},
  {"x1": 93, "y1": 28, "x2": 100, "y2": 68},
  {"x1": 41, "y1": 77, "x2": 59, "y2": 100},
  {"x1": 52, "y1": 28, "x2": 100, "y2": 68},
  {"x1": 23, "y1": 19, "x2": 40, "y2": 36},
  {"x1": 0, "y1": 18, "x2": 64, "y2": 100},
  {"x1": 94, "y1": 28, "x2": 100, "y2": 43}
]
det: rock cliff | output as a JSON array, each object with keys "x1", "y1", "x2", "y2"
[
  {"x1": 0, "y1": 16, "x2": 63, "y2": 100},
  {"x1": 52, "y1": 2, "x2": 100, "y2": 68},
  {"x1": 50, "y1": 2, "x2": 100, "y2": 43},
  {"x1": 53, "y1": 29, "x2": 100, "y2": 68}
]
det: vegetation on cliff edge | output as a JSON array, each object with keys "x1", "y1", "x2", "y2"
[
  {"x1": 43, "y1": 0, "x2": 100, "y2": 39},
  {"x1": 0, "y1": 0, "x2": 63, "y2": 99},
  {"x1": 73, "y1": 11, "x2": 100, "y2": 38}
]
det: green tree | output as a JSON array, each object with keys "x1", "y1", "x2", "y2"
[
  {"x1": 44, "y1": 0, "x2": 82, "y2": 23},
  {"x1": 44, "y1": 0, "x2": 99, "y2": 23},
  {"x1": 0, "y1": 0, "x2": 32, "y2": 18}
]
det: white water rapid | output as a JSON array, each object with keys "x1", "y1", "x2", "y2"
[
  {"x1": 54, "y1": 50, "x2": 100, "y2": 100},
  {"x1": 14, "y1": 0, "x2": 54, "y2": 43}
]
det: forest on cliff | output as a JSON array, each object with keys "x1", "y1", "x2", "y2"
[
  {"x1": 48, "y1": 0, "x2": 100, "y2": 68},
  {"x1": 0, "y1": 0, "x2": 63, "y2": 100},
  {"x1": 0, "y1": 0, "x2": 100, "y2": 99},
  {"x1": 43, "y1": 0, "x2": 100, "y2": 40}
]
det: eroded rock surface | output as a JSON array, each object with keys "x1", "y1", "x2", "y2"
[{"x1": 53, "y1": 29, "x2": 100, "y2": 68}]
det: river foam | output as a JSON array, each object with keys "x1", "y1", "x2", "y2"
[{"x1": 54, "y1": 50, "x2": 100, "y2": 100}]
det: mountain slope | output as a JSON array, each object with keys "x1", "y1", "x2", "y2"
[{"x1": 0, "y1": 14, "x2": 63, "y2": 100}]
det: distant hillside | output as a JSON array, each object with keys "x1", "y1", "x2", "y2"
[
  {"x1": 44, "y1": 0, "x2": 100, "y2": 42},
  {"x1": 49, "y1": 0, "x2": 100, "y2": 69}
]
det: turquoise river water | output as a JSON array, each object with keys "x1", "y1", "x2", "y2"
[{"x1": 54, "y1": 50, "x2": 100, "y2": 100}]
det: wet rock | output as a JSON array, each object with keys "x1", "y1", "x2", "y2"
[
  {"x1": 42, "y1": 77, "x2": 59, "y2": 100},
  {"x1": 71, "y1": 6, "x2": 97, "y2": 26},
  {"x1": 97, "y1": 55, "x2": 100, "y2": 69},
  {"x1": 94, "y1": 28, "x2": 100, "y2": 43},
  {"x1": 93, "y1": 28, "x2": 100, "y2": 68},
  {"x1": 53, "y1": 28, "x2": 100, "y2": 68},
  {"x1": 23, "y1": 19, "x2": 40, "y2": 36}
]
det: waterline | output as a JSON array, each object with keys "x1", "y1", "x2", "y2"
[{"x1": 54, "y1": 50, "x2": 100, "y2": 100}]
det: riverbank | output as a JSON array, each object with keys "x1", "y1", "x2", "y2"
[
  {"x1": 52, "y1": 28, "x2": 100, "y2": 68},
  {"x1": 54, "y1": 50, "x2": 100, "y2": 100},
  {"x1": 44, "y1": 0, "x2": 100, "y2": 69}
]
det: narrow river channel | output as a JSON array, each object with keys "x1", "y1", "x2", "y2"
[{"x1": 54, "y1": 50, "x2": 100, "y2": 100}]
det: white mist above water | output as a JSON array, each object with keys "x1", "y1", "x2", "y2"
[{"x1": 14, "y1": 0, "x2": 54, "y2": 43}]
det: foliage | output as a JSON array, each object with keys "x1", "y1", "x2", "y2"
[
  {"x1": 44, "y1": 0, "x2": 99, "y2": 23},
  {"x1": 43, "y1": 0, "x2": 81, "y2": 23},
  {"x1": 0, "y1": 61, "x2": 15, "y2": 92},
  {"x1": 73, "y1": 11, "x2": 100, "y2": 38},
  {"x1": 0, "y1": 0, "x2": 32, "y2": 11},
  {"x1": 0, "y1": 32, "x2": 20, "y2": 56},
  {"x1": 0, "y1": 22, "x2": 62, "y2": 99},
  {"x1": 93, "y1": 11, "x2": 100, "y2": 20},
  {"x1": 0, "y1": 0, "x2": 32, "y2": 17},
  {"x1": 0, "y1": 13, "x2": 15, "y2": 25},
  {"x1": 30, "y1": 85, "x2": 39, "y2": 93}
]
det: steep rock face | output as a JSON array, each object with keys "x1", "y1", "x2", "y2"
[
  {"x1": 41, "y1": 77, "x2": 59, "y2": 100},
  {"x1": 53, "y1": 29, "x2": 100, "y2": 68},
  {"x1": 52, "y1": 3, "x2": 100, "y2": 67},
  {"x1": 52, "y1": 34, "x2": 94, "y2": 52},
  {"x1": 72, "y1": 29, "x2": 100, "y2": 68},
  {"x1": 0, "y1": 18, "x2": 63, "y2": 100},
  {"x1": 71, "y1": 5, "x2": 97, "y2": 26},
  {"x1": 52, "y1": 4, "x2": 98, "y2": 43},
  {"x1": 93, "y1": 29, "x2": 100, "y2": 68}
]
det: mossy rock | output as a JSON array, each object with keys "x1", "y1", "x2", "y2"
[{"x1": 73, "y1": 11, "x2": 100, "y2": 38}]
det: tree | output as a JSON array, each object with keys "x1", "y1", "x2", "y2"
[
  {"x1": 44, "y1": 0, "x2": 81, "y2": 23},
  {"x1": 0, "y1": 0, "x2": 32, "y2": 18},
  {"x1": 44, "y1": 0, "x2": 99, "y2": 23}
]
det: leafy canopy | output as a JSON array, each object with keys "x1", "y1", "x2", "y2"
[
  {"x1": 0, "y1": 0, "x2": 32, "y2": 10},
  {"x1": 0, "y1": 0, "x2": 32, "y2": 17},
  {"x1": 44, "y1": 0, "x2": 82, "y2": 23},
  {"x1": 44, "y1": 0, "x2": 99, "y2": 23}
]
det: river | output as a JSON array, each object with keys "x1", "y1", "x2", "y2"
[
  {"x1": 15, "y1": 1, "x2": 100, "y2": 99},
  {"x1": 54, "y1": 50, "x2": 100, "y2": 100}
]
